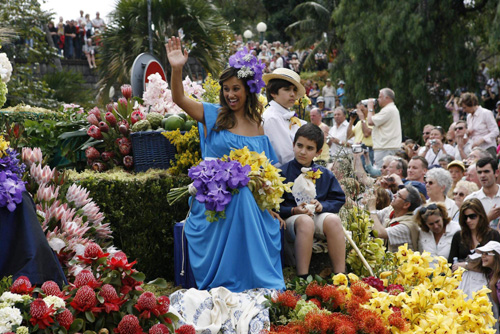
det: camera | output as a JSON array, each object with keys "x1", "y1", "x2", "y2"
[
  {"x1": 430, "y1": 139, "x2": 437, "y2": 145},
  {"x1": 413, "y1": 144, "x2": 419, "y2": 151},
  {"x1": 361, "y1": 98, "x2": 378, "y2": 107},
  {"x1": 352, "y1": 144, "x2": 363, "y2": 154},
  {"x1": 349, "y1": 109, "x2": 358, "y2": 117}
]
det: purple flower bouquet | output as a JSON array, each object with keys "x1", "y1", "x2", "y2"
[
  {"x1": 188, "y1": 159, "x2": 251, "y2": 222},
  {"x1": 0, "y1": 144, "x2": 26, "y2": 212}
]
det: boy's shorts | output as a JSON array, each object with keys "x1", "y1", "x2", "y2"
[{"x1": 285, "y1": 212, "x2": 335, "y2": 242}]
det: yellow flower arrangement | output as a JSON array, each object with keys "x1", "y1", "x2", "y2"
[
  {"x1": 223, "y1": 146, "x2": 293, "y2": 211},
  {"x1": 201, "y1": 73, "x2": 220, "y2": 104},
  {"x1": 162, "y1": 127, "x2": 202, "y2": 175},
  {"x1": 258, "y1": 94, "x2": 268, "y2": 108},
  {"x1": 360, "y1": 245, "x2": 497, "y2": 333},
  {"x1": 305, "y1": 167, "x2": 322, "y2": 184},
  {"x1": 0, "y1": 135, "x2": 9, "y2": 157}
]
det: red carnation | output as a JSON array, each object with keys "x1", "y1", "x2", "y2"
[
  {"x1": 271, "y1": 290, "x2": 300, "y2": 309},
  {"x1": 105, "y1": 112, "x2": 118, "y2": 127},
  {"x1": 30, "y1": 298, "x2": 55, "y2": 329},
  {"x1": 85, "y1": 146, "x2": 100, "y2": 160},
  {"x1": 56, "y1": 308, "x2": 74, "y2": 330},
  {"x1": 149, "y1": 324, "x2": 169, "y2": 334},
  {"x1": 41, "y1": 281, "x2": 63, "y2": 297},
  {"x1": 175, "y1": 325, "x2": 195, "y2": 334},
  {"x1": 73, "y1": 269, "x2": 101, "y2": 289},
  {"x1": 88, "y1": 125, "x2": 103, "y2": 139},
  {"x1": 11, "y1": 276, "x2": 34, "y2": 295},
  {"x1": 70, "y1": 285, "x2": 98, "y2": 312},
  {"x1": 115, "y1": 315, "x2": 143, "y2": 334},
  {"x1": 121, "y1": 84, "x2": 132, "y2": 100}
]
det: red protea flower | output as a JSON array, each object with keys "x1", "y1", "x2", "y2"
[
  {"x1": 70, "y1": 285, "x2": 98, "y2": 312},
  {"x1": 78, "y1": 242, "x2": 109, "y2": 264},
  {"x1": 135, "y1": 291, "x2": 157, "y2": 318},
  {"x1": 389, "y1": 312, "x2": 409, "y2": 331},
  {"x1": 121, "y1": 84, "x2": 132, "y2": 100},
  {"x1": 41, "y1": 281, "x2": 63, "y2": 297},
  {"x1": 350, "y1": 281, "x2": 371, "y2": 304},
  {"x1": 56, "y1": 308, "x2": 74, "y2": 330},
  {"x1": 85, "y1": 146, "x2": 100, "y2": 160},
  {"x1": 99, "y1": 284, "x2": 125, "y2": 313},
  {"x1": 119, "y1": 142, "x2": 131, "y2": 155},
  {"x1": 11, "y1": 276, "x2": 34, "y2": 295},
  {"x1": 123, "y1": 155, "x2": 134, "y2": 169},
  {"x1": 320, "y1": 285, "x2": 346, "y2": 309},
  {"x1": 305, "y1": 281, "x2": 323, "y2": 298},
  {"x1": 92, "y1": 161, "x2": 107, "y2": 172},
  {"x1": 88, "y1": 125, "x2": 103, "y2": 139},
  {"x1": 87, "y1": 113, "x2": 100, "y2": 126},
  {"x1": 130, "y1": 110, "x2": 145, "y2": 124},
  {"x1": 30, "y1": 298, "x2": 55, "y2": 329},
  {"x1": 107, "y1": 252, "x2": 137, "y2": 272},
  {"x1": 101, "y1": 151, "x2": 115, "y2": 162},
  {"x1": 105, "y1": 112, "x2": 118, "y2": 127},
  {"x1": 106, "y1": 103, "x2": 115, "y2": 113},
  {"x1": 387, "y1": 284, "x2": 404, "y2": 296},
  {"x1": 175, "y1": 325, "x2": 195, "y2": 334},
  {"x1": 149, "y1": 324, "x2": 169, "y2": 334},
  {"x1": 115, "y1": 314, "x2": 143, "y2": 334},
  {"x1": 362, "y1": 276, "x2": 384, "y2": 292},
  {"x1": 156, "y1": 295, "x2": 170, "y2": 315},
  {"x1": 271, "y1": 290, "x2": 300, "y2": 309},
  {"x1": 118, "y1": 97, "x2": 128, "y2": 109},
  {"x1": 99, "y1": 121, "x2": 110, "y2": 133},
  {"x1": 73, "y1": 269, "x2": 101, "y2": 289},
  {"x1": 118, "y1": 121, "x2": 129, "y2": 135},
  {"x1": 88, "y1": 107, "x2": 102, "y2": 121}
]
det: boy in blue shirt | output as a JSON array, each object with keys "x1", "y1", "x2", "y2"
[{"x1": 280, "y1": 123, "x2": 346, "y2": 277}]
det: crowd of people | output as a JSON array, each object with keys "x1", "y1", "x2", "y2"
[{"x1": 47, "y1": 10, "x2": 106, "y2": 68}]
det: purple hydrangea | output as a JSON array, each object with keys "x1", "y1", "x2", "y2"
[{"x1": 228, "y1": 48, "x2": 266, "y2": 94}]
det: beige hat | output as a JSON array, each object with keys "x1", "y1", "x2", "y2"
[
  {"x1": 263, "y1": 68, "x2": 305, "y2": 98},
  {"x1": 447, "y1": 160, "x2": 465, "y2": 172}
]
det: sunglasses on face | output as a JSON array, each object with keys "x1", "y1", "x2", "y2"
[
  {"x1": 464, "y1": 213, "x2": 478, "y2": 220},
  {"x1": 453, "y1": 192, "x2": 466, "y2": 197},
  {"x1": 455, "y1": 127, "x2": 465, "y2": 131},
  {"x1": 422, "y1": 132, "x2": 430, "y2": 135},
  {"x1": 425, "y1": 180, "x2": 434, "y2": 185},
  {"x1": 419, "y1": 203, "x2": 438, "y2": 214},
  {"x1": 480, "y1": 251, "x2": 496, "y2": 256}
]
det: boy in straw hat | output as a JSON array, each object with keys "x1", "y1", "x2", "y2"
[{"x1": 262, "y1": 68, "x2": 306, "y2": 166}]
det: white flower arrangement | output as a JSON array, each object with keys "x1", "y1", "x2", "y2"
[
  {"x1": 0, "y1": 306, "x2": 22, "y2": 334},
  {"x1": 237, "y1": 66, "x2": 254, "y2": 79},
  {"x1": 0, "y1": 53, "x2": 12, "y2": 83},
  {"x1": 43, "y1": 295, "x2": 65, "y2": 309},
  {"x1": 0, "y1": 292, "x2": 26, "y2": 306}
]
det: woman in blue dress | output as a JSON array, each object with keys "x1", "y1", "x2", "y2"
[{"x1": 166, "y1": 37, "x2": 285, "y2": 292}]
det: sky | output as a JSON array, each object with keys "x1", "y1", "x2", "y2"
[{"x1": 38, "y1": 0, "x2": 116, "y2": 23}]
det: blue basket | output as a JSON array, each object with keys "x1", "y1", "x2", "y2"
[{"x1": 130, "y1": 131, "x2": 177, "y2": 172}]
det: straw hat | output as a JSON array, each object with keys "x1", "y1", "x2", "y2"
[{"x1": 263, "y1": 68, "x2": 305, "y2": 98}]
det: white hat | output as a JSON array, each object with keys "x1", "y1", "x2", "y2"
[
  {"x1": 338, "y1": 80, "x2": 345, "y2": 85},
  {"x1": 469, "y1": 241, "x2": 500, "y2": 259},
  {"x1": 263, "y1": 68, "x2": 305, "y2": 98}
]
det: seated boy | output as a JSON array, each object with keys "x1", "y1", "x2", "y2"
[{"x1": 279, "y1": 123, "x2": 346, "y2": 277}]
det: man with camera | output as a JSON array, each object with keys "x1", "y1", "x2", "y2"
[
  {"x1": 347, "y1": 102, "x2": 374, "y2": 166},
  {"x1": 367, "y1": 88, "x2": 402, "y2": 169}
]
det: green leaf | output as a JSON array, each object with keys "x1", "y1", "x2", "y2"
[
  {"x1": 147, "y1": 277, "x2": 167, "y2": 288},
  {"x1": 130, "y1": 272, "x2": 146, "y2": 282},
  {"x1": 85, "y1": 310, "x2": 96, "y2": 323},
  {"x1": 59, "y1": 128, "x2": 88, "y2": 139},
  {"x1": 96, "y1": 294, "x2": 105, "y2": 304}
]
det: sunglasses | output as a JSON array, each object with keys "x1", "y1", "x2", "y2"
[
  {"x1": 464, "y1": 213, "x2": 478, "y2": 220},
  {"x1": 422, "y1": 132, "x2": 430, "y2": 135},
  {"x1": 455, "y1": 126, "x2": 464, "y2": 131},
  {"x1": 419, "y1": 203, "x2": 438, "y2": 214},
  {"x1": 453, "y1": 192, "x2": 466, "y2": 197},
  {"x1": 425, "y1": 180, "x2": 434, "y2": 185},
  {"x1": 480, "y1": 251, "x2": 497, "y2": 256}
]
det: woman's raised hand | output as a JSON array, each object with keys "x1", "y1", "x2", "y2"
[{"x1": 165, "y1": 36, "x2": 188, "y2": 69}]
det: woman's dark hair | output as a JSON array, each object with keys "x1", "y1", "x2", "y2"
[
  {"x1": 266, "y1": 78, "x2": 297, "y2": 102},
  {"x1": 459, "y1": 198, "x2": 490, "y2": 249},
  {"x1": 414, "y1": 202, "x2": 451, "y2": 233},
  {"x1": 293, "y1": 123, "x2": 324, "y2": 152},
  {"x1": 215, "y1": 67, "x2": 263, "y2": 131}
]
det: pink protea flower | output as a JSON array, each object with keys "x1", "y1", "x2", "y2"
[
  {"x1": 88, "y1": 107, "x2": 102, "y2": 121},
  {"x1": 66, "y1": 184, "x2": 91, "y2": 208},
  {"x1": 81, "y1": 201, "x2": 105, "y2": 224},
  {"x1": 118, "y1": 97, "x2": 128, "y2": 109},
  {"x1": 95, "y1": 222, "x2": 113, "y2": 239},
  {"x1": 60, "y1": 220, "x2": 90, "y2": 240},
  {"x1": 98, "y1": 121, "x2": 110, "y2": 133},
  {"x1": 130, "y1": 110, "x2": 145, "y2": 124},
  {"x1": 36, "y1": 184, "x2": 60, "y2": 203},
  {"x1": 87, "y1": 125, "x2": 103, "y2": 140},
  {"x1": 86, "y1": 113, "x2": 100, "y2": 126},
  {"x1": 22, "y1": 147, "x2": 43, "y2": 167},
  {"x1": 85, "y1": 147, "x2": 100, "y2": 160},
  {"x1": 123, "y1": 155, "x2": 134, "y2": 169},
  {"x1": 121, "y1": 84, "x2": 133, "y2": 100},
  {"x1": 105, "y1": 112, "x2": 117, "y2": 127},
  {"x1": 30, "y1": 163, "x2": 55, "y2": 185},
  {"x1": 106, "y1": 103, "x2": 115, "y2": 113},
  {"x1": 119, "y1": 124, "x2": 129, "y2": 136},
  {"x1": 46, "y1": 234, "x2": 67, "y2": 253}
]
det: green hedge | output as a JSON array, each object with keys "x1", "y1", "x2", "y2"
[{"x1": 67, "y1": 169, "x2": 192, "y2": 281}]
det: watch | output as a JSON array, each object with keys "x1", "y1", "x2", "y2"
[
  {"x1": 361, "y1": 120, "x2": 366, "y2": 123},
  {"x1": 368, "y1": 108, "x2": 374, "y2": 112}
]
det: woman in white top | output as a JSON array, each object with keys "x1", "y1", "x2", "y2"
[
  {"x1": 425, "y1": 167, "x2": 459, "y2": 219},
  {"x1": 416, "y1": 202, "x2": 460, "y2": 259},
  {"x1": 420, "y1": 127, "x2": 456, "y2": 167}
]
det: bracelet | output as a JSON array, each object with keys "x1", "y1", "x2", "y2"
[{"x1": 465, "y1": 261, "x2": 468, "y2": 269}]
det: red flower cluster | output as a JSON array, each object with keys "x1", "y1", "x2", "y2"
[
  {"x1": 107, "y1": 251, "x2": 137, "y2": 272},
  {"x1": 304, "y1": 281, "x2": 346, "y2": 310},
  {"x1": 77, "y1": 242, "x2": 110, "y2": 264},
  {"x1": 11, "y1": 276, "x2": 35, "y2": 295},
  {"x1": 271, "y1": 290, "x2": 301, "y2": 309},
  {"x1": 362, "y1": 276, "x2": 384, "y2": 292},
  {"x1": 175, "y1": 324, "x2": 196, "y2": 334},
  {"x1": 41, "y1": 281, "x2": 64, "y2": 297},
  {"x1": 72, "y1": 269, "x2": 101, "y2": 289},
  {"x1": 100, "y1": 284, "x2": 126, "y2": 313},
  {"x1": 115, "y1": 314, "x2": 144, "y2": 334},
  {"x1": 387, "y1": 284, "x2": 404, "y2": 296},
  {"x1": 29, "y1": 298, "x2": 55, "y2": 329}
]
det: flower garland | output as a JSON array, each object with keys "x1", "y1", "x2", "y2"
[
  {"x1": 0, "y1": 135, "x2": 26, "y2": 212},
  {"x1": 228, "y1": 48, "x2": 266, "y2": 94}
]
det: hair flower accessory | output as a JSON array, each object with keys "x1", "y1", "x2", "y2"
[{"x1": 228, "y1": 48, "x2": 266, "y2": 94}]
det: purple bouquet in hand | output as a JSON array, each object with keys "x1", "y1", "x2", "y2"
[
  {"x1": 188, "y1": 159, "x2": 251, "y2": 222},
  {"x1": 0, "y1": 137, "x2": 26, "y2": 212}
]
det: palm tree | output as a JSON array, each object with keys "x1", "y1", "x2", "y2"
[
  {"x1": 98, "y1": 0, "x2": 230, "y2": 98},
  {"x1": 285, "y1": 1, "x2": 337, "y2": 70}
]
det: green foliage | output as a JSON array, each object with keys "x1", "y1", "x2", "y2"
[
  {"x1": 0, "y1": 276, "x2": 12, "y2": 295},
  {"x1": 42, "y1": 70, "x2": 94, "y2": 108},
  {"x1": 262, "y1": 0, "x2": 304, "y2": 42},
  {"x1": 212, "y1": 0, "x2": 267, "y2": 34},
  {"x1": 98, "y1": 0, "x2": 230, "y2": 97},
  {"x1": 66, "y1": 169, "x2": 192, "y2": 281}
]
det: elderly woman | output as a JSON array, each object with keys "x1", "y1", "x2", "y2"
[
  {"x1": 416, "y1": 202, "x2": 460, "y2": 259},
  {"x1": 425, "y1": 167, "x2": 459, "y2": 219},
  {"x1": 452, "y1": 180, "x2": 479, "y2": 219}
]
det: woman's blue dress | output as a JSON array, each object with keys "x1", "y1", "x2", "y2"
[{"x1": 185, "y1": 103, "x2": 285, "y2": 292}]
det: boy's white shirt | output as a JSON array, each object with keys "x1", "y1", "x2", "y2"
[{"x1": 262, "y1": 100, "x2": 306, "y2": 167}]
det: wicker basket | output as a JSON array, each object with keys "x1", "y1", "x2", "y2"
[{"x1": 130, "y1": 131, "x2": 177, "y2": 172}]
